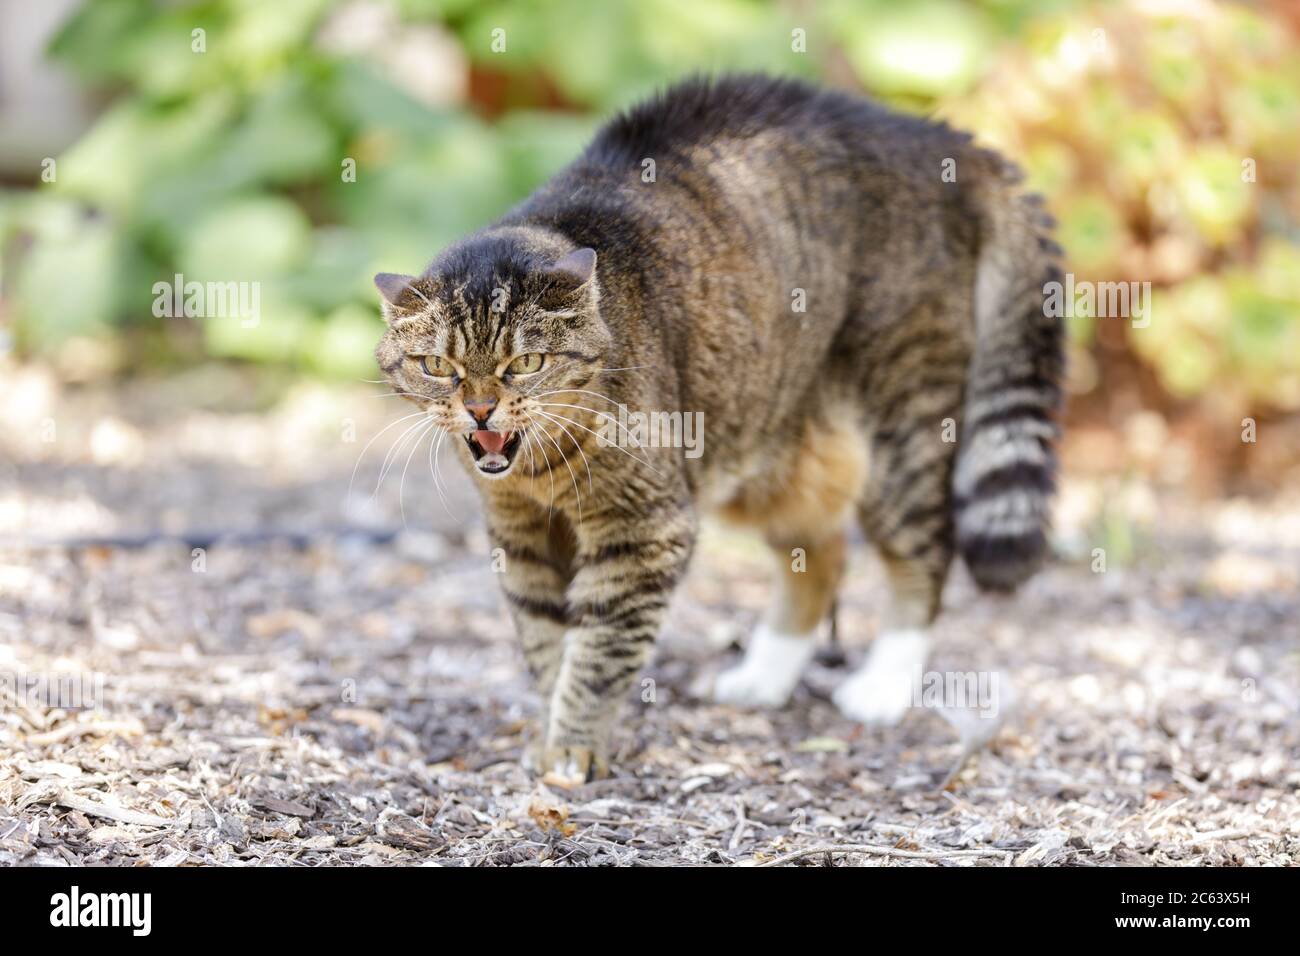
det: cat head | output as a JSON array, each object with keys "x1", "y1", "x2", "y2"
[{"x1": 373, "y1": 230, "x2": 611, "y2": 480}]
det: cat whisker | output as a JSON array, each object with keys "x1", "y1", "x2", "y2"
[
  {"x1": 532, "y1": 410, "x2": 593, "y2": 492},
  {"x1": 426, "y1": 425, "x2": 456, "y2": 522},
  {"x1": 523, "y1": 363, "x2": 650, "y2": 397},
  {"x1": 518, "y1": 423, "x2": 535, "y2": 482},
  {"x1": 524, "y1": 422, "x2": 558, "y2": 528},
  {"x1": 374, "y1": 416, "x2": 434, "y2": 496},
  {"x1": 348, "y1": 410, "x2": 428, "y2": 498},
  {"x1": 530, "y1": 417, "x2": 583, "y2": 523},
  {"x1": 536, "y1": 401, "x2": 660, "y2": 464},
  {"x1": 434, "y1": 429, "x2": 465, "y2": 528},
  {"x1": 522, "y1": 423, "x2": 543, "y2": 488},
  {"x1": 534, "y1": 407, "x2": 662, "y2": 476},
  {"x1": 373, "y1": 418, "x2": 426, "y2": 492},
  {"x1": 398, "y1": 419, "x2": 439, "y2": 526},
  {"x1": 537, "y1": 401, "x2": 649, "y2": 450},
  {"x1": 532, "y1": 387, "x2": 623, "y2": 409}
]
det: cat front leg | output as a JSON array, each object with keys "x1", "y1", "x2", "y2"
[
  {"x1": 543, "y1": 502, "x2": 696, "y2": 783},
  {"x1": 485, "y1": 501, "x2": 576, "y2": 771}
]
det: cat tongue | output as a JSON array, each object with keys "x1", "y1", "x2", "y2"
[{"x1": 475, "y1": 430, "x2": 509, "y2": 454}]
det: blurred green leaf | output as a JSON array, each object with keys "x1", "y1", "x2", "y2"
[
  {"x1": 307, "y1": 304, "x2": 387, "y2": 377},
  {"x1": 13, "y1": 0, "x2": 1298, "y2": 405},
  {"x1": 13, "y1": 199, "x2": 122, "y2": 351},
  {"x1": 180, "y1": 196, "x2": 313, "y2": 280},
  {"x1": 836, "y1": 0, "x2": 991, "y2": 98},
  {"x1": 1174, "y1": 146, "x2": 1254, "y2": 245}
]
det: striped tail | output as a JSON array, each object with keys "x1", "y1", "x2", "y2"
[{"x1": 953, "y1": 174, "x2": 1065, "y2": 592}]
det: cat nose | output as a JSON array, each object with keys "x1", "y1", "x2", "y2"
[{"x1": 464, "y1": 396, "x2": 498, "y2": 425}]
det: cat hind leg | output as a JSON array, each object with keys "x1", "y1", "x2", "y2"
[
  {"x1": 714, "y1": 530, "x2": 846, "y2": 708},
  {"x1": 836, "y1": 320, "x2": 963, "y2": 725}
]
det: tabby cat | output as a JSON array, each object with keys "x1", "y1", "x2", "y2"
[{"x1": 373, "y1": 75, "x2": 1063, "y2": 783}]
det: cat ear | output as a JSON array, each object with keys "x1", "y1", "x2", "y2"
[
  {"x1": 373, "y1": 272, "x2": 419, "y2": 306},
  {"x1": 546, "y1": 248, "x2": 597, "y2": 287}
]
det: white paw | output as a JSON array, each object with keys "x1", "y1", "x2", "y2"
[
  {"x1": 833, "y1": 669, "x2": 913, "y2": 725},
  {"x1": 713, "y1": 625, "x2": 816, "y2": 709},
  {"x1": 715, "y1": 662, "x2": 797, "y2": 708},
  {"x1": 833, "y1": 629, "x2": 930, "y2": 726}
]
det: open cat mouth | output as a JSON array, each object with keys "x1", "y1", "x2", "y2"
[{"x1": 464, "y1": 430, "x2": 522, "y2": 475}]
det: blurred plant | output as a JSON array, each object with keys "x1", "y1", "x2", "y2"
[
  {"x1": 0, "y1": 0, "x2": 1297, "y2": 415},
  {"x1": 1, "y1": 0, "x2": 600, "y2": 376},
  {"x1": 944, "y1": 1, "x2": 1300, "y2": 416}
]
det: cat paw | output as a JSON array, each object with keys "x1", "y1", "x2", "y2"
[
  {"x1": 713, "y1": 625, "x2": 815, "y2": 709},
  {"x1": 832, "y1": 630, "x2": 929, "y2": 726},
  {"x1": 539, "y1": 744, "x2": 607, "y2": 788},
  {"x1": 832, "y1": 669, "x2": 913, "y2": 725},
  {"x1": 714, "y1": 661, "x2": 797, "y2": 708},
  {"x1": 520, "y1": 724, "x2": 547, "y2": 774}
]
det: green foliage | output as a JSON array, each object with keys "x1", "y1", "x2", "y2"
[
  {"x1": 946, "y1": 2, "x2": 1300, "y2": 413},
  {"x1": 1, "y1": 0, "x2": 1296, "y2": 410}
]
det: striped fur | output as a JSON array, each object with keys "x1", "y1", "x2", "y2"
[
  {"x1": 372, "y1": 75, "x2": 1065, "y2": 779},
  {"x1": 954, "y1": 179, "x2": 1064, "y2": 591}
]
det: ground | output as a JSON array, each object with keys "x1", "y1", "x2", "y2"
[{"x1": 1, "y1": 364, "x2": 1297, "y2": 866}]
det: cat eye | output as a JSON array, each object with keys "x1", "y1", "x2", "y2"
[
  {"x1": 419, "y1": 355, "x2": 455, "y2": 378},
  {"x1": 506, "y1": 353, "x2": 545, "y2": 375}
]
